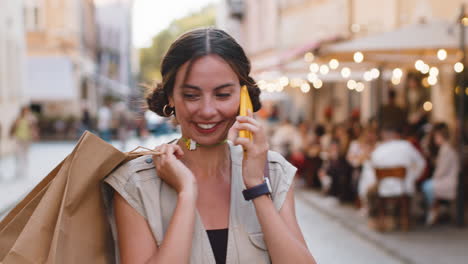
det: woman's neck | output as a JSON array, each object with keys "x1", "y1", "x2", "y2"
[{"x1": 177, "y1": 140, "x2": 231, "y2": 182}]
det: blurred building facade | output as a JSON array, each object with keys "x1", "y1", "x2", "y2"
[
  {"x1": 95, "y1": 0, "x2": 136, "y2": 103},
  {"x1": 218, "y1": 0, "x2": 464, "y2": 127},
  {"x1": 0, "y1": 0, "x2": 27, "y2": 155},
  {"x1": 24, "y1": 0, "x2": 98, "y2": 119}
]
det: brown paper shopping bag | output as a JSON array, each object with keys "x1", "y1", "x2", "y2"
[{"x1": 0, "y1": 131, "x2": 129, "y2": 264}]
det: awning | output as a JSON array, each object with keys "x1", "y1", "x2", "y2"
[
  {"x1": 321, "y1": 20, "x2": 468, "y2": 62},
  {"x1": 26, "y1": 56, "x2": 76, "y2": 101},
  {"x1": 251, "y1": 36, "x2": 341, "y2": 75}
]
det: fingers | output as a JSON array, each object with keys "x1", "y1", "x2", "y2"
[
  {"x1": 236, "y1": 115, "x2": 260, "y2": 127},
  {"x1": 153, "y1": 144, "x2": 184, "y2": 163},
  {"x1": 234, "y1": 136, "x2": 254, "y2": 152},
  {"x1": 227, "y1": 123, "x2": 238, "y2": 142},
  {"x1": 234, "y1": 122, "x2": 260, "y2": 135}
]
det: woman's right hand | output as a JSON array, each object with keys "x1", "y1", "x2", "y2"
[{"x1": 153, "y1": 144, "x2": 197, "y2": 196}]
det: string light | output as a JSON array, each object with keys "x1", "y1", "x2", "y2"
[
  {"x1": 363, "y1": 71, "x2": 373, "y2": 82},
  {"x1": 355, "y1": 82, "x2": 365, "y2": 92},
  {"x1": 353, "y1": 52, "x2": 364, "y2": 63},
  {"x1": 415, "y1": 60, "x2": 424, "y2": 71},
  {"x1": 300, "y1": 83, "x2": 311, "y2": 93},
  {"x1": 309, "y1": 63, "x2": 319, "y2": 73},
  {"x1": 429, "y1": 67, "x2": 439, "y2": 76},
  {"x1": 437, "y1": 49, "x2": 447, "y2": 61},
  {"x1": 421, "y1": 64, "x2": 430, "y2": 74},
  {"x1": 279, "y1": 76, "x2": 289, "y2": 86},
  {"x1": 392, "y1": 68, "x2": 403, "y2": 78},
  {"x1": 423, "y1": 101, "x2": 433, "y2": 111},
  {"x1": 313, "y1": 79, "x2": 323, "y2": 89},
  {"x1": 428, "y1": 76, "x2": 438, "y2": 86},
  {"x1": 304, "y1": 52, "x2": 315, "y2": 62},
  {"x1": 454, "y1": 62, "x2": 464, "y2": 73},
  {"x1": 370, "y1": 68, "x2": 380, "y2": 79},
  {"x1": 341, "y1": 67, "x2": 351, "y2": 78},
  {"x1": 391, "y1": 76, "x2": 401, "y2": 85},
  {"x1": 329, "y1": 59, "x2": 339, "y2": 70},
  {"x1": 320, "y1": 65, "x2": 330, "y2": 75},
  {"x1": 347, "y1": 80, "x2": 357, "y2": 90},
  {"x1": 307, "y1": 73, "x2": 318, "y2": 82}
]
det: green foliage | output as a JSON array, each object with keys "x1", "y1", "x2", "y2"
[{"x1": 139, "y1": 5, "x2": 216, "y2": 83}]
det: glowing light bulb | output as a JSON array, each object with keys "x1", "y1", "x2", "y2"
[
  {"x1": 341, "y1": 67, "x2": 351, "y2": 78},
  {"x1": 353, "y1": 52, "x2": 364, "y2": 63},
  {"x1": 437, "y1": 49, "x2": 447, "y2": 61}
]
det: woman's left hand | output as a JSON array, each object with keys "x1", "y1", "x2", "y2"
[{"x1": 228, "y1": 111, "x2": 269, "y2": 188}]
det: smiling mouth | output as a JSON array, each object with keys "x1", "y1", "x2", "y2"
[{"x1": 196, "y1": 123, "x2": 217, "y2": 129}]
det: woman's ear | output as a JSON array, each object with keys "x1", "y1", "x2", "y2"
[{"x1": 168, "y1": 96, "x2": 175, "y2": 108}]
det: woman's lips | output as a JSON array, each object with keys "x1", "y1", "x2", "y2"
[{"x1": 194, "y1": 122, "x2": 222, "y2": 134}]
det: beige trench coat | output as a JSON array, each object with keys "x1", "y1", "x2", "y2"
[{"x1": 103, "y1": 143, "x2": 296, "y2": 264}]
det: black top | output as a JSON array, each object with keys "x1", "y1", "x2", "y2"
[{"x1": 206, "y1": 228, "x2": 228, "y2": 264}]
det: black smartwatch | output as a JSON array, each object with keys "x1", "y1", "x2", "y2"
[{"x1": 242, "y1": 178, "x2": 272, "y2": 201}]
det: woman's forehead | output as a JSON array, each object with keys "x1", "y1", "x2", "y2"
[{"x1": 177, "y1": 55, "x2": 239, "y2": 87}]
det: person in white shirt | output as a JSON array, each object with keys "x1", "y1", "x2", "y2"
[
  {"x1": 270, "y1": 119, "x2": 302, "y2": 158},
  {"x1": 359, "y1": 124, "x2": 426, "y2": 230},
  {"x1": 360, "y1": 125, "x2": 426, "y2": 197}
]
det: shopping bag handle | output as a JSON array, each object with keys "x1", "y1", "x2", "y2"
[{"x1": 126, "y1": 146, "x2": 163, "y2": 157}]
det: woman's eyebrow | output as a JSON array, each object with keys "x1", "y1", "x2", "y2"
[{"x1": 181, "y1": 83, "x2": 235, "y2": 90}]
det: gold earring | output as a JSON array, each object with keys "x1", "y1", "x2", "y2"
[{"x1": 163, "y1": 104, "x2": 174, "y2": 117}]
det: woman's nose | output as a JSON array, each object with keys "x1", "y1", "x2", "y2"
[{"x1": 199, "y1": 98, "x2": 217, "y2": 118}]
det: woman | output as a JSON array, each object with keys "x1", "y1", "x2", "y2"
[
  {"x1": 347, "y1": 126, "x2": 378, "y2": 204},
  {"x1": 422, "y1": 123, "x2": 459, "y2": 226},
  {"x1": 10, "y1": 106, "x2": 38, "y2": 178},
  {"x1": 105, "y1": 28, "x2": 315, "y2": 263}
]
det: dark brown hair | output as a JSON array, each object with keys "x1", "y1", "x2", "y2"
[
  {"x1": 146, "y1": 27, "x2": 261, "y2": 116},
  {"x1": 433, "y1": 122, "x2": 450, "y2": 140}
]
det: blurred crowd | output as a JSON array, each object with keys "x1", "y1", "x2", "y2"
[{"x1": 264, "y1": 90, "x2": 463, "y2": 232}]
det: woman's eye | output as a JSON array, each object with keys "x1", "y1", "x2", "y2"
[
  {"x1": 216, "y1": 93, "x2": 231, "y2": 98},
  {"x1": 183, "y1": 94, "x2": 199, "y2": 100}
]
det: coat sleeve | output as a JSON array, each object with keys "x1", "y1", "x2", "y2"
[{"x1": 267, "y1": 151, "x2": 297, "y2": 211}]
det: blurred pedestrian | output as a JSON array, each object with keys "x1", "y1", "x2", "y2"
[
  {"x1": 114, "y1": 101, "x2": 131, "y2": 151},
  {"x1": 78, "y1": 105, "x2": 93, "y2": 136},
  {"x1": 405, "y1": 72, "x2": 429, "y2": 133},
  {"x1": 319, "y1": 139, "x2": 353, "y2": 202},
  {"x1": 97, "y1": 98, "x2": 113, "y2": 142},
  {"x1": 10, "y1": 106, "x2": 38, "y2": 179},
  {"x1": 422, "y1": 123, "x2": 460, "y2": 226},
  {"x1": 378, "y1": 89, "x2": 407, "y2": 132}
]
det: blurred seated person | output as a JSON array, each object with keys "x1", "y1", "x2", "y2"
[
  {"x1": 319, "y1": 140, "x2": 353, "y2": 202},
  {"x1": 303, "y1": 124, "x2": 325, "y2": 188},
  {"x1": 422, "y1": 123, "x2": 460, "y2": 226},
  {"x1": 347, "y1": 126, "x2": 378, "y2": 206},
  {"x1": 360, "y1": 124, "x2": 425, "y2": 230},
  {"x1": 270, "y1": 118, "x2": 302, "y2": 159}
]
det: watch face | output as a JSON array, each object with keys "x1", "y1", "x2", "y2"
[{"x1": 265, "y1": 177, "x2": 272, "y2": 193}]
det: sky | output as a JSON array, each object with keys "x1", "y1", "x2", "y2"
[{"x1": 132, "y1": 0, "x2": 220, "y2": 48}]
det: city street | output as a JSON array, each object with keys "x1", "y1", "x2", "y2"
[{"x1": 1, "y1": 135, "x2": 466, "y2": 264}]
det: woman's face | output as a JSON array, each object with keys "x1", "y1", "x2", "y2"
[
  {"x1": 169, "y1": 55, "x2": 241, "y2": 145},
  {"x1": 433, "y1": 131, "x2": 444, "y2": 146}
]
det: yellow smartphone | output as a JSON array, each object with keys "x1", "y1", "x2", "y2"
[{"x1": 239, "y1": 85, "x2": 253, "y2": 140}]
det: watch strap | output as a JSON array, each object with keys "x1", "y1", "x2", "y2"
[{"x1": 242, "y1": 178, "x2": 272, "y2": 201}]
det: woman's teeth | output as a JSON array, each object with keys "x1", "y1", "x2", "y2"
[{"x1": 197, "y1": 123, "x2": 217, "y2": 129}]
